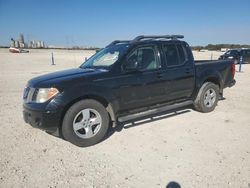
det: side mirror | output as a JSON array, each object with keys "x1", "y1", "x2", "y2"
[{"x1": 227, "y1": 56, "x2": 234, "y2": 60}]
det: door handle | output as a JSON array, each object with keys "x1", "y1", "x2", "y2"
[{"x1": 185, "y1": 68, "x2": 191, "y2": 74}]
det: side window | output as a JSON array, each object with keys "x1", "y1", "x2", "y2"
[
  {"x1": 163, "y1": 44, "x2": 188, "y2": 67},
  {"x1": 230, "y1": 50, "x2": 238, "y2": 55},
  {"x1": 126, "y1": 46, "x2": 159, "y2": 71},
  {"x1": 243, "y1": 50, "x2": 250, "y2": 57},
  {"x1": 182, "y1": 42, "x2": 193, "y2": 61},
  {"x1": 176, "y1": 44, "x2": 187, "y2": 64},
  {"x1": 126, "y1": 49, "x2": 138, "y2": 69},
  {"x1": 163, "y1": 44, "x2": 179, "y2": 66}
]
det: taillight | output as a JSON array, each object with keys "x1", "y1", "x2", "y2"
[{"x1": 231, "y1": 63, "x2": 235, "y2": 77}]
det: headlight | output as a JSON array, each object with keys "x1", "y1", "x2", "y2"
[{"x1": 35, "y1": 87, "x2": 59, "y2": 103}]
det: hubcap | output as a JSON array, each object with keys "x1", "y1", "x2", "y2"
[
  {"x1": 73, "y1": 108, "x2": 102, "y2": 139},
  {"x1": 204, "y1": 88, "x2": 216, "y2": 108}
]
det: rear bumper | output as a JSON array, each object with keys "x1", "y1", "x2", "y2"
[
  {"x1": 23, "y1": 105, "x2": 61, "y2": 133},
  {"x1": 229, "y1": 79, "x2": 236, "y2": 87}
]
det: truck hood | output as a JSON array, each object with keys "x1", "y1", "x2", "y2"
[{"x1": 28, "y1": 68, "x2": 107, "y2": 88}]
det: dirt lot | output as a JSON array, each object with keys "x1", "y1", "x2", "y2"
[{"x1": 0, "y1": 48, "x2": 249, "y2": 188}]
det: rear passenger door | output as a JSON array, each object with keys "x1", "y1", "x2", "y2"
[{"x1": 162, "y1": 43, "x2": 195, "y2": 101}]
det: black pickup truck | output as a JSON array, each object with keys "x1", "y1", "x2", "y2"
[
  {"x1": 23, "y1": 35, "x2": 236, "y2": 147},
  {"x1": 218, "y1": 48, "x2": 250, "y2": 64}
]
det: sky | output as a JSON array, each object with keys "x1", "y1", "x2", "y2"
[{"x1": 0, "y1": 0, "x2": 250, "y2": 47}]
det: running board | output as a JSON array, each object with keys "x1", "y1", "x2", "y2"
[{"x1": 118, "y1": 100, "x2": 193, "y2": 122}]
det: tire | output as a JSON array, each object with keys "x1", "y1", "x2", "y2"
[
  {"x1": 61, "y1": 99, "x2": 110, "y2": 147},
  {"x1": 194, "y1": 82, "x2": 219, "y2": 113}
]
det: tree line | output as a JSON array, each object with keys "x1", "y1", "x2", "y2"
[{"x1": 191, "y1": 44, "x2": 250, "y2": 51}]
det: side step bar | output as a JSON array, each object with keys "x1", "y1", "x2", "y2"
[{"x1": 118, "y1": 100, "x2": 193, "y2": 122}]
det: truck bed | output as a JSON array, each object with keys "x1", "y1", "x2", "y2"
[
  {"x1": 194, "y1": 59, "x2": 235, "y2": 90},
  {"x1": 195, "y1": 60, "x2": 229, "y2": 64}
]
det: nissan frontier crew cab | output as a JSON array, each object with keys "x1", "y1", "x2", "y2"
[{"x1": 23, "y1": 35, "x2": 236, "y2": 147}]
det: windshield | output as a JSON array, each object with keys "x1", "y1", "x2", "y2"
[
  {"x1": 225, "y1": 50, "x2": 238, "y2": 55},
  {"x1": 80, "y1": 44, "x2": 129, "y2": 69}
]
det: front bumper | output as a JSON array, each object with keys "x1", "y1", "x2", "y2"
[{"x1": 23, "y1": 104, "x2": 61, "y2": 133}]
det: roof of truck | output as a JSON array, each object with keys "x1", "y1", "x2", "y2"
[{"x1": 107, "y1": 35, "x2": 186, "y2": 47}]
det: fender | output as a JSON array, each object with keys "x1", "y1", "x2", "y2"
[
  {"x1": 195, "y1": 68, "x2": 224, "y2": 95},
  {"x1": 47, "y1": 82, "x2": 118, "y2": 126}
]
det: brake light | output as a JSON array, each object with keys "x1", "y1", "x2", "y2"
[{"x1": 231, "y1": 63, "x2": 235, "y2": 77}]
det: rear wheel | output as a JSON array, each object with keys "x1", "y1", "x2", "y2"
[
  {"x1": 62, "y1": 99, "x2": 110, "y2": 147},
  {"x1": 194, "y1": 82, "x2": 219, "y2": 113}
]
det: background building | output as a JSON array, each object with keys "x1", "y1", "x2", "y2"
[{"x1": 10, "y1": 33, "x2": 45, "y2": 49}]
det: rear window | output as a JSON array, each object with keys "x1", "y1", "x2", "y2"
[
  {"x1": 163, "y1": 44, "x2": 187, "y2": 67},
  {"x1": 163, "y1": 44, "x2": 179, "y2": 66},
  {"x1": 243, "y1": 50, "x2": 250, "y2": 56}
]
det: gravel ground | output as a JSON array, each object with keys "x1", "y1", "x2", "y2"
[{"x1": 0, "y1": 48, "x2": 249, "y2": 188}]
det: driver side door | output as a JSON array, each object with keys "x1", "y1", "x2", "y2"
[{"x1": 114, "y1": 45, "x2": 164, "y2": 113}]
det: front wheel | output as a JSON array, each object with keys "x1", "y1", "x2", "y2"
[
  {"x1": 61, "y1": 99, "x2": 110, "y2": 147},
  {"x1": 194, "y1": 82, "x2": 219, "y2": 113}
]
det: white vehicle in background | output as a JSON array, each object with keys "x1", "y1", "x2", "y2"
[{"x1": 9, "y1": 47, "x2": 29, "y2": 53}]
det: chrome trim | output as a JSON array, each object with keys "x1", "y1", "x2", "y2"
[{"x1": 23, "y1": 87, "x2": 36, "y2": 103}]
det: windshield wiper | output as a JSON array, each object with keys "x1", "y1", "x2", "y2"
[
  {"x1": 80, "y1": 66, "x2": 95, "y2": 70},
  {"x1": 81, "y1": 66, "x2": 109, "y2": 71}
]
